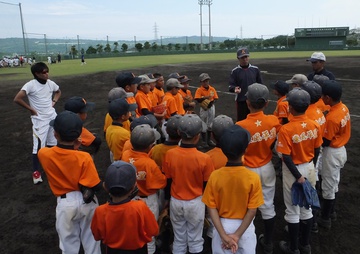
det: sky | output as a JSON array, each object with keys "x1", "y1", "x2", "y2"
[{"x1": 1, "y1": 0, "x2": 358, "y2": 41}]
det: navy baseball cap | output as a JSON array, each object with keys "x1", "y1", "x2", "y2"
[
  {"x1": 220, "y1": 124, "x2": 250, "y2": 158},
  {"x1": 313, "y1": 74, "x2": 330, "y2": 86},
  {"x1": 246, "y1": 83, "x2": 269, "y2": 103},
  {"x1": 105, "y1": 161, "x2": 137, "y2": 193},
  {"x1": 108, "y1": 98, "x2": 137, "y2": 120},
  {"x1": 270, "y1": 80, "x2": 290, "y2": 96},
  {"x1": 64, "y1": 96, "x2": 95, "y2": 114},
  {"x1": 237, "y1": 47, "x2": 250, "y2": 58},
  {"x1": 322, "y1": 80, "x2": 342, "y2": 101},
  {"x1": 285, "y1": 88, "x2": 311, "y2": 109},
  {"x1": 130, "y1": 115, "x2": 155, "y2": 131},
  {"x1": 115, "y1": 72, "x2": 142, "y2": 88},
  {"x1": 50, "y1": 111, "x2": 83, "y2": 141},
  {"x1": 301, "y1": 81, "x2": 322, "y2": 103}
]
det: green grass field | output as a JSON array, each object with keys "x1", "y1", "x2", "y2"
[{"x1": 1, "y1": 50, "x2": 360, "y2": 81}]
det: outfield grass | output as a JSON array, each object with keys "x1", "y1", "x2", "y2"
[{"x1": 1, "y1": 50, "x2": 360, "y2": 81}]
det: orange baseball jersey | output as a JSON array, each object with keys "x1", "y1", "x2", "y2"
[
  {"x1": 162, "y1": 92, "x2": 178, "y2": 119},
  {"x1": 105, "y1": 123, "x2": 130, "y2": 161},
  {"x1": 153, "y1": 87, "x2": 165, "y2": 105},
  {"x1": 149, "y1": 141, "x2": 179, "y2": 169},
  {"x1": 148, "y1": 90, "x2": 158, "y2": 107},
  {"x1": 179, "y1": 89, "x2": 193, "y2": 101},
  {"x1": 135, "y1": 90, "x2": 152, "y2": 116},
  {"x1": 305, "y1": 104, "x2": 326, "y2": 135},
  {"x1": 323, "y1": 102, "x2": 351, "y2": 148},
  {"x1": 38, "y1": 146, "x2": 101, "y2": 197},
  {"x1": 104, "y1": 113, "x2": 131, "y2": 133},
  {"x1": 174, "y1": 93, "x2": 185, "y2": 115},
  {"x1": 126, "y1": 96, "x2": 140, "y2": 117},
  {"x1": 163, "y1": 146, "x2": 214, "y2": 200},
  {"x1": 122, "y1": 150, "x2": 167, "y2": 197},
  {"x1": 276, "y1": 114, "x2": 322, "y2": 164},
  {"x1": 206, "y1": 147, "x2": 227, "y2": 170},
  {"x1": 91, "y1": 200, "x2": 159, "y2": 250},
  {"x1": 80, "y1": 127, "x2": 96, "y2": 146},
  {"x1": 236, "y1": 111, "x2": 281, "y2": 168},
  {"x1": 121, "y1": 139, "x2": 133, "y2": 155},
  {"x1": 202, "y1": 165, "x2": 264, "y2": 219},
  {"x1": 273, "y1": 95, "x2": 289, "y2": 124},
  {"x1": 315, "y1": 98, "x2": 331, "y2": 113},
  {"x1": 194, "y1": 85, "x2": 219, "y2": 101}
]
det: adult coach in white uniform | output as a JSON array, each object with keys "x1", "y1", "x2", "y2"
[{"x1": 14, "y1": 62, "x2": 61, "y2": 184}]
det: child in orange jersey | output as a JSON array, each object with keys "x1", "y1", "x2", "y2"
[
  {"x1": 270, "y1": 80, "x2": 290, "y2": 125},
  {"x1": 276, "y1": 88, "x2": 322, "y2": 254},
  {"x1": 179, "y1": 75, "x2": 196, "y2": 113},
  {"x1": 38, "y1": 111, "x2": 102, "y2": 254},
  {"x1": 106, "y1": 98, "x2": 137, "y2": 162},
  {"x1": 146, "y1": 73, "x2": 160, "y2": 107},
  {"x1": 153, "y1": 73, "x2": 165, "y2": 105},
  {"x1": 115, "y1": 72, "x2": 141, "y2": 118},
  {"x1": 149, "y1": 114, "x2": 182, "y2": 169},
  {"x1": 206, "y1": 114, "x2": 234, "y2": 170},
  {"x1": 163, "y1": 114, "x2": 215, "y2": 254},
  {"x1": 64, "y1": 96, "x2": 102, "y2": 156},
  {"x1": 195, "y1": 73, "x2": 219, "y2": 148},
  {"x1": 236, "y1": 83, "x2": 281, "y2": 254},
  {"x1": 136, "y1": 74, "x2": 157, "y2": 116},
  {"x1": 121, "y1": 124, "x2": 166, "y2": 254},
  {"x1": 300, "y1": 80, "x2": 327, "y2": 233},
  {"x1": 312, "y1": 74, "x2": 331, "y2": 114},
  {"x1": 202, "y1": 124, "x2": 264, "y2": 254},
  {"x1": 317, "y1": 80, "x2": 351, "y2": 230},
  {"x1": 91, "y1": 161, "x2": 159, "y2": 254}
]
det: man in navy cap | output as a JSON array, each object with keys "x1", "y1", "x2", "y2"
[{"x1": 229, "y1": 47, "x2": 263, "y2": 121}]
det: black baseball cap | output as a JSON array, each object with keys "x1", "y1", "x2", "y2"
[
  {"x1": 105, "y1": 161, "x2": 137, "y2": 193},
  {"x1": 64, "y1": 96, "x2": 95, "y2": 114},
  {"x1": 301, "y1": 81, "x2": 322, "y2": 103},
  {"x1": 168, "y1": 73, "x2": 185, "y2": 80},
  {"x1": 115, "y1": 72, "x2": 142, "y2": 88},
  {"x1": 237, "y1": 47, "x2": 250, "y2": 58},
  {"x1": 220, "y1": 124, "x2": 250, "y2": 159},
  {"x1": 108, "y1": 98, "x2": 137, "y2": 120},
  {"x1": 270, "y1": 80, "x2": 290, "y2": 96},
  {"x1": 50, "y1": 111, "x2": 83, "y2": 141},
  {"x1": 322, "y1": 80, "x2": 342, "y2": 101}
]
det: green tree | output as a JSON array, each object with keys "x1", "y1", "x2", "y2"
[
  {"x1": 167, "y1": 43, "x2": 173, "y2": 51},
  {"x1": 104, "y1": 43, "x2": 111, "y2": 53},
  {"x1": 70, "y1": 45, "x2": 78, "y2": 57},
  {"x1": 175, "y1": 43, "x2": 181, "y2": 51},
  {"x1": 96, "y1": 44, "x2": 104, "y2": 53},
  {"x1": 151, "y1": 42, "x2": 158, "y2": 51},
  {"x1": 182, "y1": 45, "x2": 187, "y2": 51},
  {"x1": 188, "y1": 43, "x2": 196, "y2": 51},
  {"x1": 135, "y1": 43, "x2": 143, "y2": 52},
  {"x1": 121, "y1": 43, "x2": 128, "y2": 52},
  {"x1": 144, "y1": 41, "x2": 151, "y2": 50},
  {"x1": 224, "y1": 39, "x2": 236, "y2": 49},
  {"x1": 219, "y1": 43, "x2": 226, "y2": 50},
  {"x1": 86, "y1": 46, "x2": 97, "y2": 54},
  {"x1": 113, "y1": 42, "x2": 119, "y2": 52},
  {"x1": 196, "y1": 44, "x2": 201, "y2": 50}
]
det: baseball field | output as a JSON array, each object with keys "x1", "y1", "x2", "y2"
[{"x1": 0, "y1": 52, "x2": 359, "y2": 254}]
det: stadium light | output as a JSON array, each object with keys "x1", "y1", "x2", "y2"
[{"x1": 198, "y1": 0, "x2": 213, "y2": 50}]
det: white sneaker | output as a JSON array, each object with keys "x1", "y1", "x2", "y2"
[{"x1": 33, "y1": 171, "x2": 43, "y2": 184}]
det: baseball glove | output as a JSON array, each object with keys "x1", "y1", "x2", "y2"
[
  {"x1": 183, "y1": 96, "x2": 193, "y2": 104},
  {"x1": 200, "y1": 99, "x2": 211, "y2": 110},
  {"x1": 152, "y1": 103, "x2": 166, "y2": 114},
  {"x1": 80, "y1": 185, "x2": 96, "y2": 204}
]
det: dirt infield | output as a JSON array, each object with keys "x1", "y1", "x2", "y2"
[{"x1": 0, "y1": 56, "x2": 359, "y2": 254}]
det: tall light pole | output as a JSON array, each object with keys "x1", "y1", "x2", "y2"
[{"x1": 198, "y1": 0, "x2": 213, "y2": 50}]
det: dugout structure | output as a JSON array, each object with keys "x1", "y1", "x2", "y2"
[{"x1": 294, "y1": 27, "x2": 349, "y2": 50}]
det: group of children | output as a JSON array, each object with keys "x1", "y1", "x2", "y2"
[{"x1": 15, "y1": 61, "x2": 351, "y2": 254}]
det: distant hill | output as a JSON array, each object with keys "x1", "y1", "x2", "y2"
[{"x1": 0, "y1": 36, "x2": 231, "y2": 56}]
